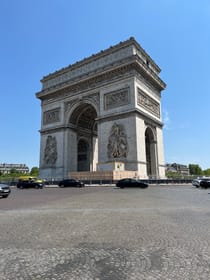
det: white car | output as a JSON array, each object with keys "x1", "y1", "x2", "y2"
[
  {"x1": 192, "y1": 179, "x2": 203, "y2": 187},
  {"x1": 0, "y1": 183, "x2": 11, "y2": 198},
  {"x1": 192, "y1": 177, "x2": 210, "y2": 188}
]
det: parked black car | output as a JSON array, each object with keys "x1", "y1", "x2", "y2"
[
  {"x1": 58, "y1": 179, "x2": 84, "y2": 188},
  {"x1": 116, "y1": 178, "x2": 148, "y2": 189},
  {"x1": 199, "y1": 180, "x2": 210, "y2": 188},
  {"x1": 0, "y1": 183, "x2": 11, "y2": 198},
  {"x1": 17, "y1": 178, "x2": 44, "y2": 189}
]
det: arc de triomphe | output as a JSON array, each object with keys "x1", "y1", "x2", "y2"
[{"x1": 36, "y1": 37, "x2": 166, "y2": 180}]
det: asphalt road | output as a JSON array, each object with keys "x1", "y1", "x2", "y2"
[
  {"x1": 0, "y1": 185, "x2": 103, "y2": 210},
  {"x1": 1, "y1": 184, "x2": 210, "y2": 280}
]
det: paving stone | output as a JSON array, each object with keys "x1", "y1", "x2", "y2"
[{"x1": 0, "y1": 185, "x2": 210, "y2": 279}]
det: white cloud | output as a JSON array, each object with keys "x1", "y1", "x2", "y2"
[
  {"x1": 163, "y1": 110, "x2": 171, "y2": 130},
  {"x1": 162, "y1": 110, "x2": 191, "y2": 131}
]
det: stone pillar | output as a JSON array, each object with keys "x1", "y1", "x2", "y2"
[
  {"x1": 66, "y1": 129, "x2": 77, "y2": 173},
  {"x1": 92, "y1": 136, "x2": 98, "y2": 171},
  {"x1": 150, "y1": 140, "x2": 158, "y2": 179},
  {"x1": 136, "y1": 117, "x2": 147, "y2": 178},
  {"x1": 156, "y1": 127, "x2": 166, "y2": 178}
]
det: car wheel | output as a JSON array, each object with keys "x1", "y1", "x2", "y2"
[
  {"x1": 59, "y1": 185, "x2": 64, "y2": 188},
  {"x1": 2, "y1": 195, "x2": 8, "y2": 198}
]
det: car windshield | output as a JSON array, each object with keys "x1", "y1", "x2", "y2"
[{"x1": 0, "y1": 184, "x2": 8, "y2": 187}]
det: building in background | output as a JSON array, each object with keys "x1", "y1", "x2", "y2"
[
  {"x1": 0, "y1": 163, "x2": 29, "y2": 174},
  {"x1": 166, "y1": 163, "x2": 189, "y2": 176}
]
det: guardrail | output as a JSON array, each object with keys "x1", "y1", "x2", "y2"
[
  {"x1": 143, "y1": 179, "x2": 193, "y2": 185},
  {"x1": 44, "y1": 179, "x2": 193, "y2": 185},
  {"x1": 1, "y1": 178, "x2": 193, "y2": 186}
]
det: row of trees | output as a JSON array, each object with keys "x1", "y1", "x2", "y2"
[
  {"x1": 166, "y1": 164, "x2": 210, "y2": 179},
  {"x1": 1, "y1": 164, "x2": 210, "y2": 180},
  {"x1": 188, "y1": 164, "x2": 210, "y2": 176}
]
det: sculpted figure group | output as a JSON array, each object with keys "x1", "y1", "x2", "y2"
[
  {"x1": 44, "y1": 135, "x2": 57, "y2": 166},
  {"x1": 107, "y1": 123, "x2": 128, "y2": 159}
]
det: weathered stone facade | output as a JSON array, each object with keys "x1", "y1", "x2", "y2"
[{"x1": 36, "y1": 37, "x2": 166, "y2": 179}]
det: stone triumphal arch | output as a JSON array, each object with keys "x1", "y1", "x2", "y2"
[{"x1": 36, "y1": 37, "x2": 166, "y2": 180}]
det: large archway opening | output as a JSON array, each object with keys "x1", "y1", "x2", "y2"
[
  {"x1": 69, "y1": 103, "x2": 98, "y2": 172},
  {"x1": 77, "y1": 139, "x2": 90, "y2": 171},
  {"x1": 145, "y1": 127, "x2": 157, "y2": 178}
]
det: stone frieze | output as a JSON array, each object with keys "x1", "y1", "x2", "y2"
[
  {"x1": 137, "y1": 88, "x2": 160, "y2": 118},
  {"x1": 104, "y1": 87, "x2": 130, "y2": 110},
  {"x1": 43, "y1": 108, "x2": 60, "y2": 124}
]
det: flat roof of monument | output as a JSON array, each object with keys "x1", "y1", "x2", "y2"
[{"x1": 41, "y1": 37, "x2": 161, "y2": 82}]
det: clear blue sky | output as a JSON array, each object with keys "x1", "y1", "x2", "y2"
[{"x1": 0, "y1": 0, "x2": 209, "y2": 170}]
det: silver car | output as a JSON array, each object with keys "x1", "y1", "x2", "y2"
[
  {"x1": 192, "y1": 177, "x2": 210, "y2": 188},
  {"x1": 0, "y1": 183, "x2": 11, "y2": 198},
  {"x1": 192, "y1": 179, "x2": 202, "y2": 188}
]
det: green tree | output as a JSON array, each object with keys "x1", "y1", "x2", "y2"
[
  {"x1": 30, "y1": 167, "x2": 39, "y2": 177},
  {"x1": 165, "y1": 171, "x2": 183, "y2": 179},
  {"x1": 10, "y1": 168, "x2": 19, "y2": 175},
  {"x1": 188, "y1": 164, "x2": 203, "y2": 175},
  {"x1": 203, "y1": 169, "x2": 210, "y2": 176}
]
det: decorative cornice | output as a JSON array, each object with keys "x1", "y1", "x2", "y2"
[
  {"x1": 39, "y1": 124, "x2": 72, "y2": 134},
  {"x1": 36, "y1": 56, "x2": 165, "y2": 102},
  {"x1": 36, "y1": 61, "x2": 135, "y2": 100},
  {"x1": 134, "y1": 55, "x2": 166, "y2": 90},
  {"x1": 97, "y1": 108, "x2": 163, "y2": 128},
  {"x1": 41, "y1": 37, "x2": 160, "y2": 82}
]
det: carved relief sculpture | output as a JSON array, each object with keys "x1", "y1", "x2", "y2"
[
  {"x1": 107, "y1": 123, "x2": 128, "y2": 158},
  {"x1": 137, "y1": 88, "x2": 160, "y2": 118},
  {"x1": 104, "y1": 87, "x2": 130, "y2": 110},
  {"x1": 44, "y1": 135, "x2": 57, "y2": 165},
  {"x1": 43, "y1": 108, "x2": 60, "y2": 125}
]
